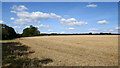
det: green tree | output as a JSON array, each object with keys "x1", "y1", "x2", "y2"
[
  {"x1": 108, "y1": 33, "x2": 111, "y2": 35},
  {"x1": 0, "y1": 24, "x2": 17, "y2": 40},
  {"x1": 22, "y1": 25, "x2": 40, "y2": 37},
  {"x1": 100, "y1": 32, "x2": 104, "y2": 35},
  {"x1": 89, "y1": 32, "x2": 92, "y2": 35}
]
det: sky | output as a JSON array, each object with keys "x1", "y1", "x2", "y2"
[
  {"x1": 1, "y1": 0, "x2": 120, "y2": 2},
  {"x1": 1, "y1": 2, "x2": 119, "y2": 34}
]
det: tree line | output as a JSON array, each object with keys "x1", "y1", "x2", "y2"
[
  {"x1": 1, "y1": 24, "x2": 40, "y2": 40},
  {"x1": 1, "y1": 24, "x2": 113, "y2": 40}
]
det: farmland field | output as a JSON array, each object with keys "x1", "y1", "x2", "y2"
[{"x1": 16, "y1": 35, "x2": 118, "y2": 66}]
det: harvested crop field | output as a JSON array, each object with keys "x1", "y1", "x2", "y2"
[{"x1": 16, "y1": 35, "x2": 118, "y2": 66}]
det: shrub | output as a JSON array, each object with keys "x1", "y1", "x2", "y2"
[{"x1": 22, "y1": 25, "x2": 40, "y2": 37}]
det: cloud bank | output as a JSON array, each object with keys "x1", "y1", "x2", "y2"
[
  {"x1": 86, "y1": 4, "x2": 97, "y2": 7},
  {"x1": 11, "y1": 5, "x2": 88, "y2": 27},
  {"x1": 60, "y1": 18, "x2": 88, "y2": 26},
  {"x1": 98, "y1": 20, "x2": 109, "y2": 24},
  {"x1": 0, "y1": 20, "x2": 5, "y2": 24},
  {"x1": 115, "y1": 27, "x2": 120, "y2": 29}
]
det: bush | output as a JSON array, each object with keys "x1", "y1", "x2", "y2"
[
  {"x1": 22, "y1": 25, "x2": 40, "y2": 37},
  {"x1": 1, "y1": 24, "x2": 17, "y2": 40},
  {"x1": 89, "y1": 32, "x2": 92, "y2": 35}
]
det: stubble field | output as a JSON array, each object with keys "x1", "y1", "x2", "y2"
[{"x1": 16, "y1": 35, "x2": 118, "y2": 66}]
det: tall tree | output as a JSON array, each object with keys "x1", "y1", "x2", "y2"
[
  {"x1": 22, "y1": 25, "x2": 40, "y2": 37},
  {"x1": 1, "y1": 24, "x2": 17, "y2": 40}
]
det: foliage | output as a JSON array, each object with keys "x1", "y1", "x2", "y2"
[
  {"x1": 100, "y1": 32, "x2": 112, "y2": 35},
  {"x1": 89, "y1": 32, "x2": 92, "y2": 35},
  {"x1": 22, "y1": 25, "x2": 40, "y2": 37},
  {"x1": 0, "y1": 24, "x2": 17, "y2": 40}
]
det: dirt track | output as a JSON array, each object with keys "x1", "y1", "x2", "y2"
[{"x1": 17, "y1": 35, "x2": 118, "y2": 66}]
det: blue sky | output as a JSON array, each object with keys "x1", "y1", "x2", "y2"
[
  {"x1": 2, "y1": 0, "x2": 120, "y2": 2},
  {"x1": 1, "y1": 2, "x2": 119, "y2": 34}
]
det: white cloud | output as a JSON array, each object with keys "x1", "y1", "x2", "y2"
[
  {"x1": 0, "y1": 20, "x2": 5, "y2": 24},
  {"x1": 112, "y1": 31, "x2": 118, "y2": 34},
  {"x1": 14, "y1": 18, "x2": 37, "y2": 25},
  {"x1": 66, "y1": 27, "x2": 75, "y2": 30},
  {"x1": 41, "y1": 32, "x2": 47, "y2": 34},
  {"x1": 89, "y1": 31, "x2": 99, "y2": 33},
  {"x1": 36, "y1": 24, "x2": 50, "y2": 28},
  {"x1": 25, "y1": 26, "x2": 30, "y2": 28},
  {"x1": 10, "y1": 17, "x2": 15, "y2": 20},
  {"x1": 86, "y1": 4, "x2": 97, "y2": 7},
  {"x1": 11, "y1": 5, "x2": 61, "y2": 25},
  {"x1": 50, "y1": 32, "x2": 58, "y2": 34},
  {"x1": 60, "y1": 18, "x2": 88, "y2": 26},
  {"x1": 38, "y1": 24, "x2": 50, "y2": 28},
  {"x1": 115, "y1": 27, "x2": 120, "y2": 29},
  {"x1": 11, "y1": 5, "x2": 28, "y2": 11},
  {"x1": 16, "y1": 11, "x2": 61, "y2": 20},
  {"x1": 102, "y1": 29, "x2": 117, "y2": 33},
  {"x1": 48, "y1": 29, "x2": 53, "y2": 31},
  {"x1": 109, "y1": 29, "x2": 114, "y2": 32},
  {"x1": 25, "y1": 24, "x2": 49, "y2": 29},
  {"x1": 10, "y1": 10, "x2": 17, "y2": 13},
  {"x1": 98, "y1": 20, "x2": 109, "y2": 24},
  {"x1": 61, "y1": 32, "x2": 65, "y2": 34},
  {"x1": 88, "y1": 28, "x2": 98, "y2": 31},
  {"x1": 11, "y1": 5, "x2": 87, "y2": 26},
  {"x1": 14, "y1": 26, "x2": 21, "y2": 29}
]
